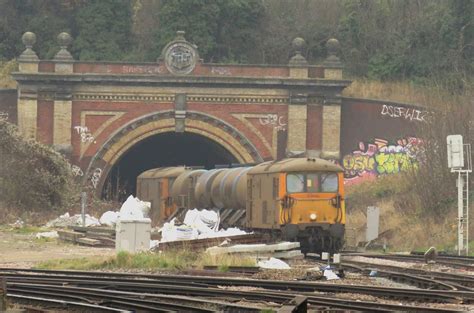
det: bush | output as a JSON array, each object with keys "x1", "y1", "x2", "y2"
[{"x1": 0, "y1": 119, "x2": 74, "y2": 211}]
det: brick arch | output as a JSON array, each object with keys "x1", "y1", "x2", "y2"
[{"x1": 83, "y1": 110, "x2": 264, "y2": 193}]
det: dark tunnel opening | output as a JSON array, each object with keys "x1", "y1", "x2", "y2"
[{"x1": 101, "y1": 132, "x2": 239, "y2": 201}]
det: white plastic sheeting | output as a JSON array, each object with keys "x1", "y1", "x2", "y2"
[
  {"x1": 323, "y1": 269, "x2": 340, "y2": 280},
  {"x1": 119, "y1": 195, "x2": 151, "y2": 220},
  {"x1": 159, "y1": 209, "x2": 248, "y2": 244},
  {"x1": 35, "y1": 231, "x2": 59, "y2": 239},
  {"x1": 257, "y1": 257, "x2": 291, "y2": 269},
  {"x1": 99, "y1": 211, "x2": 120, "y2": 226},
  {"x1": 160, "y1": 218, "x2": 199, "y2": 243},
  {"x1": 183, "y1": 208, "x2": 220, "y2": 233},
  {"x1": 46, "y1": 213, "x2": 101, "y2": 227}
]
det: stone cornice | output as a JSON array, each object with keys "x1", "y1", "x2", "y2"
[{"x1": 12, "y1": 72, "x2": 351, "y2": 90}]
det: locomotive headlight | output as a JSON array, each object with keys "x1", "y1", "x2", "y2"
[{"x1": 309, "y1": 213, "x2": 317, "y2": 221}]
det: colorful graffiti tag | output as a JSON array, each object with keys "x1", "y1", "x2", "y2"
[{"x1": 343, "y1": 137, "x2": 423, "y2": 184}]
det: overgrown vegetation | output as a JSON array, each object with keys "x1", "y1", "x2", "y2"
[
  {"x1": 0, "y1": 119, "x2": 75, "y2": 213},
  {"x1": 36, "y1": 250, "x2": 256, "y2": 271},
  {"x1": 0, "y1": 0, "x2": 471, "y2": 85},
  {"x1": 345, "y1": 81, "x2": 473, "y2": 252}
]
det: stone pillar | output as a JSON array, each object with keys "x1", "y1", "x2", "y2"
[
  {"x1": 53, "y1": 92, "x2": 72, "y2": 152},
  {"x1": 174, "y1": 93, "x2": 186, "y2": 132},
  {"x1": 287, "y1": 37, "x2": 309, "y2": 155},
  {"x1": 287, "y1": 92, "x2": 308, "y2": 155},
  {"x1": 321, "y1": 102, "x2": 341, "y2": 159},
  {"x1": 17, "y1": 32, "x2": 39, "y2": 139},
  {"x1": 288, "y1": 37, "x2": 308, "y2": 78},
  {"x1": 52, "y1": 33, "x2": 74, "y2": 152},
  {"x1": 321, "y1": 38, "x2": 343, "y2": 159}
]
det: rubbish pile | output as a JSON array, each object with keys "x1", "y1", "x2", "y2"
[
  {"x1": 160, "y1": 209, "x2": 247, "y2": 243},
  {"x1": 46, "y1": 212, "x2": 100, "y2": 228},
  {"x1": 206, "y1": 241, "x2": 303, "y2": 260}
]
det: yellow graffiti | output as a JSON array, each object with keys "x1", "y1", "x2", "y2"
[
  {"x1": 375, "y1": 152, "x2": 418, "y2": 174},
  {"x1": 343, "y1": 154, "x2": 376, "y2": 173}
]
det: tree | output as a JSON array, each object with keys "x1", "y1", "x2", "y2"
[
  {"x1": 72, "y1": 0, "x2": 133, "y2": 61},
  {"x1": 148, "y1": 0, "x2": 264, "y2": 63}
]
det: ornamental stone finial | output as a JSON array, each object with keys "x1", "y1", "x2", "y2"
[
  {"x1": 289, "y1": 37, "x2": 308, "y2": 66},
  {"x1": 176, "y1": 30, "x2": 186, "y2": 41},
  {"x1": 54, "y1": 32, "x2": 73, "y2": 61},
  {"x1": 323, "y1": 38, "x2": 342, "y2": 67},
  {"x1": 19, "y1": 32, "x2": 39, "y2": 61}
]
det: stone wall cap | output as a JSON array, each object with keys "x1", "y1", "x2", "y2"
[
  {"x1": 342, "y1": 96, "x2": 427, "y2": 109},
  {"x1": 12, "y1": 71, "x2": 352, "y2": 88}
]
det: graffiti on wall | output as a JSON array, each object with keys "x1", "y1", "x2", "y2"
[
  {"x1": 381, "y1": 105, "x2": 429, "y2": 122},
  {"x1": 259, "y1": 114, "x2": 286, "y2": 131},
  {"x1": 90, "y1": 168, "x2": 102, "y2": 189},
  {"x1": 74, "y1": 126, "x2": 96, "y2": 143},
  {"x1": 0, "y1": 111, "x2": 8, "y2": 121},
  {"x1": 343, "y1": 137, "x2": 423, "y2": 184}
]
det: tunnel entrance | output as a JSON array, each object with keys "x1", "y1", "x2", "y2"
[{"x1": 102, "y1": 132, "x2": 239, "y2": 201}]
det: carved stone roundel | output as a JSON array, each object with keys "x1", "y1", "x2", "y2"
[{"x1": 164, "y1": 42, "x2": 197, "y2": 75}]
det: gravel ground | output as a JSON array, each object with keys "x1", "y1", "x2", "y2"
[{"x1": 0, "y1": 230, "x2": 114, "y2": 266}]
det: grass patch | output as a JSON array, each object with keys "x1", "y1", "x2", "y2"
[
  {"x1": 36, "y1": 256, "x2": 111, "y2": 270},
  {"x1": 11, "y1": 226, "x2": 44, "y2": 234},
  {"x1": 197, "y1": 252, "x2": 256, "y2": 268},
  {"x1": 35, "y1": 250, "x2": 257, "y2": 271}
]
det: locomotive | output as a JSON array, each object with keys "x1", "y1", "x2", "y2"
[{"x1": 137, "y1": 158, "x2": 345, "y2": 253}]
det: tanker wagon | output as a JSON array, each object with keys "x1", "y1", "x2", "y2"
[{"x1": 137, "y1": 157, "x2": 345, "y2": 253}]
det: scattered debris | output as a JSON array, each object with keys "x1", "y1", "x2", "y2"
[
  {"x1": 323, "y1": 269, "x2": 340, "y2": 280},
  {"x1": 99, "y1": 211, "x2": 120, "y2": 227},
  {"x1": 258, "y1": 257, "x2": 291, "y2": 270},
  {"x1": 424, "y1": 246, "x2": 437, "y2": 263},
  {"x1": 46, "y1": 212, "x2": 100, "y2": 228},
  {"x1": 57, "y1": 226, "x2": 115, "y2": 247},
  {"x1": 206, "y1": 241, "x2": 303, "y2": 260},
  {"x1": 156, "y1": 233, "x2": 262, "y2": 251},
  {"x1": 9, "y1": 219, "x2": 24, "y2": 228},
  {"x1": 159, "y1": 209, "x2": 248, "y2": 244},
  {"x1": 35, "y1": 231, "x2": 58, "y2": 239}
]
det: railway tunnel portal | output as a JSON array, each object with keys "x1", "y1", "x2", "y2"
[{"x1": 12, "y1": 31, "x2": 351, "y2": 198}]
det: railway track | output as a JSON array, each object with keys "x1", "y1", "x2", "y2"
[
  {"x1": 0, "y1": 268, "x2": 472, "y2": 312},
  {"x1": 347, "y1": 253, "x2": 474, "y2": 271}
]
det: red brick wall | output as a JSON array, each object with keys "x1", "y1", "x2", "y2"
[
  {"x1": 306, "y1": 105, "x2": 322, "y2": 150},
  {"x1": 70, "y1": 100, "x2": 286, "y2": 163},
  {"x1": 71, "y1": 101, "x2": 174, "y2": 159},
  {"x1": 36, "y1": 100, "x2": 53, "y2": 144}
]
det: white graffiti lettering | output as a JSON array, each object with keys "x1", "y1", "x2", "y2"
[
  {"x1": 259, "y1": 114, "x2": 286, "y2": 130},
  {"x1": 71, "y1": 165, "x2": 84, "y2": 177},
  {"x1": 121, "y1": 65, "x2": 164, "y2": 74},
  {"x1": 381, "y1": 105, "x2": 428, "y2": 122},
  {"x1": 91, "y1": 168, "x2": 102, "y2": 189},
  {"x1": 211, "y1": 67, "x2": 231, "y2": 75},
  {"x1": 0, "y1": 111, "x2": 8, "y2": 121},
  {"x1": 74, "y1": 126, "x2": 95, "y2": 143}
]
